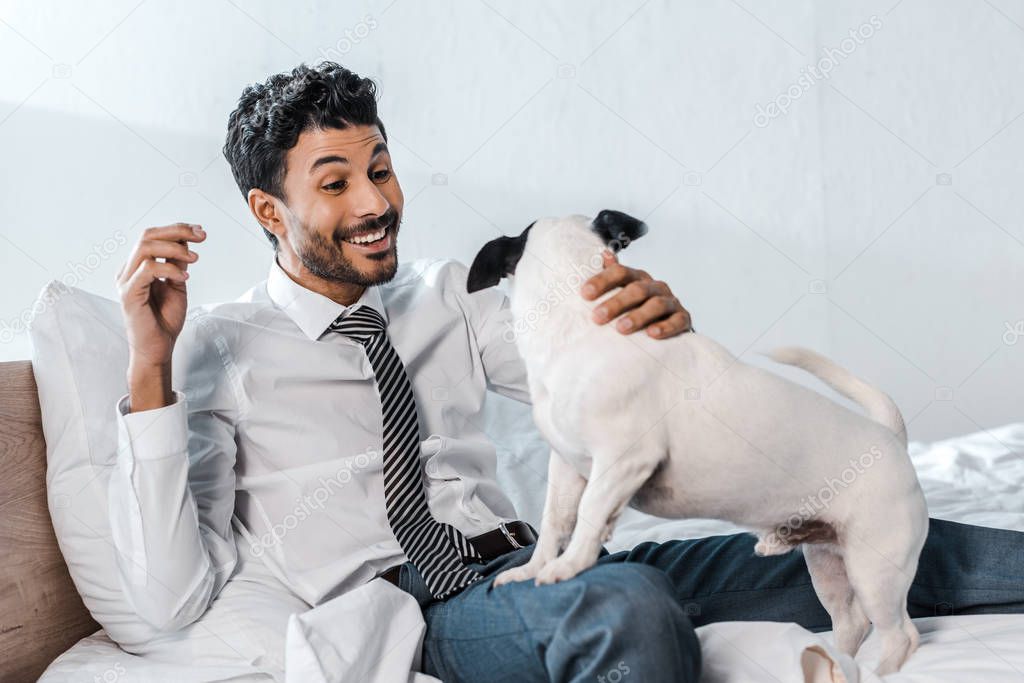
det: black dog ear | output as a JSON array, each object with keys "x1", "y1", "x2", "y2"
[
  {"x1": 591, "y1": 210, "x2": 648, "y2": 252},
  {"x1": 467, "y1": 223, "x2": 534, "y2": 293}
]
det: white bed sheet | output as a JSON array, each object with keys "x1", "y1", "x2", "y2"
[{"x1": 41, "y1": 422, "x2": 1024, "y2": 682}]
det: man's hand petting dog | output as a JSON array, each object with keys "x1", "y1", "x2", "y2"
[{"x1": 582, "y1": 250, "x2": 692, "y2": 339}]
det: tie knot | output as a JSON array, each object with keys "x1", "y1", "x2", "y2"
[{"x1": 327, "y1": 305, "x2": 386, "y2": 342}]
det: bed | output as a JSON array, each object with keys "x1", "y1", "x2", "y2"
[{"x1": 3, "y1": 359, "x2": 1021, "y2": 682}]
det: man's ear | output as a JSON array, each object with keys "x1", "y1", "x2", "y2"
[
  {"x1": 467, "y1": 223, "x2": 534, "y2": 293},
  {"x1": 591, "y1": 209, "x2": 648, "y2": 252},
  {"x1": 248, "y1": 188, "x2": 286, "y2": 243}
]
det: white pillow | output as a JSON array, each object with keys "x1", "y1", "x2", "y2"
[
  {"x1": 26, "y1": 279, "x2": 551, "y2": 652},
  {"x1": 29, "y1": 282, "x2": 171, "y2": 648}
]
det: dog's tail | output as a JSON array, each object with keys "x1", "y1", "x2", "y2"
[{"x1": 762, "y1": 346, "x2": 907, "y2": 449}]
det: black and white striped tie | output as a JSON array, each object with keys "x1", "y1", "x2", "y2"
[{"x1": 327, "y1": 304, "x2": 482, "y2": 599}]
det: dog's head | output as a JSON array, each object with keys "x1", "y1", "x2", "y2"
[{"x1": 466, "y1": 209, "x2": 648, "y2": 293}]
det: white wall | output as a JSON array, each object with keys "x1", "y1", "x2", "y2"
[{"x1": 1, "y1": 0, "x2": 1021, "y2": 441}]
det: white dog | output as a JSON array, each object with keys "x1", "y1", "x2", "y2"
[{"x1": 466, "y1": 210, "x2": 928, "y2": 674}]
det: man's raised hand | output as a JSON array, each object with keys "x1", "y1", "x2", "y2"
[{"x1": 116, "y1": 223, "x2": 205, "y2": 411}]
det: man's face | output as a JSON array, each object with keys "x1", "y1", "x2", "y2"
[{"x1": 278, "y1": 124, "x2": 403, "y2": 286}]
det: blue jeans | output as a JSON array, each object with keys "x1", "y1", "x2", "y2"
[{"x1": 394, "y1": 518, "x2": 1024, "y2": 682}]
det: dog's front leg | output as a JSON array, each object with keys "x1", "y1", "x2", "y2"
[
  {"x1": 535, "y1": 453, "x2": 661, "y2": 585},
  {"x1": 493, "y1": 450, "x2": 585, "y2": 587}
]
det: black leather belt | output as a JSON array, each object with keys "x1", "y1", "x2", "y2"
[{"x1": 379, "y1": 520, "x2": 536, "y2": 587}]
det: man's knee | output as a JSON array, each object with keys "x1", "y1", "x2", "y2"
[
  {"x1": 597, "y1": 564, "x2": 695, "y2": 628},
  {"x1": 563, "y1": 563, "x2": 702, "y2": 681}
]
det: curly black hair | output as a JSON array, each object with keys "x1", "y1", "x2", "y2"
[{"x1": 223, "y1": 62, "x2": 388, "y2": 248}]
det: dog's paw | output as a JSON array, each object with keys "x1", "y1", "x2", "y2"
[
  {"x1": 534, "y1": 557, "x2": 587, "y2": 585},
  {"x1": 493, "y1": 564, "x2": 542, "y2": 587}
]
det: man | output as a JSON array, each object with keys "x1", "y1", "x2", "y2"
[{"x1": 114, "y1": 62, "x2": 1023, "y2": 682}]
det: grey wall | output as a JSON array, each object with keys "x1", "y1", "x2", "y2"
[{"x1": 2, "y1": 0, "x2": 1021, "y2": 441}]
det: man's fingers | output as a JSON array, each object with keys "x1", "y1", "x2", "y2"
[
  {"x1": 136, "y1": 239, "x2": 198, "y2": 262},
  {"x1": 645, "y1": 310, "x2": 693, "y2": 339},
  {"x1": 123, "y1": 259, "x2": 189, "y2": 297},
  {"x1": 141, "y1": 223, "x2": 207, "y2": 243},
  {"x1": 581, "y1": 263, "x2": 635, "y2": 300},
  {"x1": 165, "y1": 240, "x2": 199, "y2": 272},
  {"x1": 591, "y1": 280, "x2": 659, "y2": 323},
  {"x1": 166, "y1": 255, "x2": 191, "y2": 272},
  {"x1": 581, "y1": 252, "x2": 656, "y2": 300},
  {"x1": 613, "y1": 295, "x2": 678, "y2": 334},
  {"x1": 117, "y1": 227, "x2": 202, "y2": 285},
  {"x1": 579, "y1": 255, "x2": 692, "y2": 338},
  {"x1": 119, "y1": 241, "x2": 198, "y2": 285}
]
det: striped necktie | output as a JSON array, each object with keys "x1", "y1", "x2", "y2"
[{"x1": 327, "y1": 304, "x2": 482, "y2": 599}]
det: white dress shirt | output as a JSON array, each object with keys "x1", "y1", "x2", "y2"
[{"x1": 109, "y1": 256, "x2": 531, "y2": 632}]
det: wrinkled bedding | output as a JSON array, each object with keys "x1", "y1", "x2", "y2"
[{"x1": 41, "y1": 422, "x2": 1024, "y2": 682}]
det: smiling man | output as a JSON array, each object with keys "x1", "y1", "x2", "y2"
[{"x1": 112, "y1": 62, "x2": 1024, "y2": 682}]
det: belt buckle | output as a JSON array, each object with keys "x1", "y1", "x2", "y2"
[{"x1": 499, "y1": 521, "x2": 524, "y2": 550}]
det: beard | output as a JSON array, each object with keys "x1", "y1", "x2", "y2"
[{"x1": 295, "y1": 207, "x2": 401, "y2": 287}]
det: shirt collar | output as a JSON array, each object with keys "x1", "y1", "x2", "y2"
[{"x1": 266, "y1": 257, "x2": 388, "y2": 341}]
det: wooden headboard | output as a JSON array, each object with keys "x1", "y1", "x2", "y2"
[{"x1": 0, "y1": 360, "x2": 99, "y2": 681}]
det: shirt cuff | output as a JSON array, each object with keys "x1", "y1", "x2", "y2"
[{"x1": 115, "y1": 390, "x2": 188, "y2": 462}]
